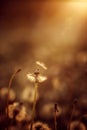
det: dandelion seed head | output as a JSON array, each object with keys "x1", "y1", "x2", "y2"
[
  {"x1": 6, "y1": 102, "x2": 27, "y2": 121},
  {"x1": 29, "y1": 122, "x2": 51, "y2": 130},
  {"x1": 27, "y1": 61, "x2": 47, "y2": 83},
  {"x1": 27, "y1": 73, "x2": 47, "y2": 83}
]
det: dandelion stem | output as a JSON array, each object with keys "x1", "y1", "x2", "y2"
[
  {"x1": 31, "y1": 82, "x2": 38, "y2": 130},
  {"x1": 54, "y1": 104, "x2": 58, "y2": 130},
  {"x1": 6, "y1": 69, "x2": 21, "y2": 130},
  {"x1": 67, "y1": 105, "x2": 76, "y2": 130},
  {"x1": 54, "y1": 111, "x2": 57, "y2": 130}
]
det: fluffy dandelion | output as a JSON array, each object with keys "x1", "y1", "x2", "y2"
[
  {"x1": 27, "y1": 62, "x2": 47, "y2": 130},
  {"x1": 6, "y1": 102, "x2": 27, "y2": 122},
  {"x1": 28, "y1": 121, "x2": 51, "y2": 130}
]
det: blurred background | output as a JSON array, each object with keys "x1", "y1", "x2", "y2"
[{"x1": 0, "y1": 0, "x2": 87, "y2": 128}]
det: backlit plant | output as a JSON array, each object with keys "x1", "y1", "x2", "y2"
[{"x1": 27, "y1": 61, "x2": 47, "y2": 130}]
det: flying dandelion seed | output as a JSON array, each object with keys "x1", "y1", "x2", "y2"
[{"x1": 36, "y1": 61, "x2": 47, "y2": 70}]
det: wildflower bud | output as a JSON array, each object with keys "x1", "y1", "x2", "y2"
[
  {"x1": 16, "y1": 69, "x2": 21, "y2": 73},
  {"x1": 54, "y1": 103, "x2": 59, "y2": 112}
]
